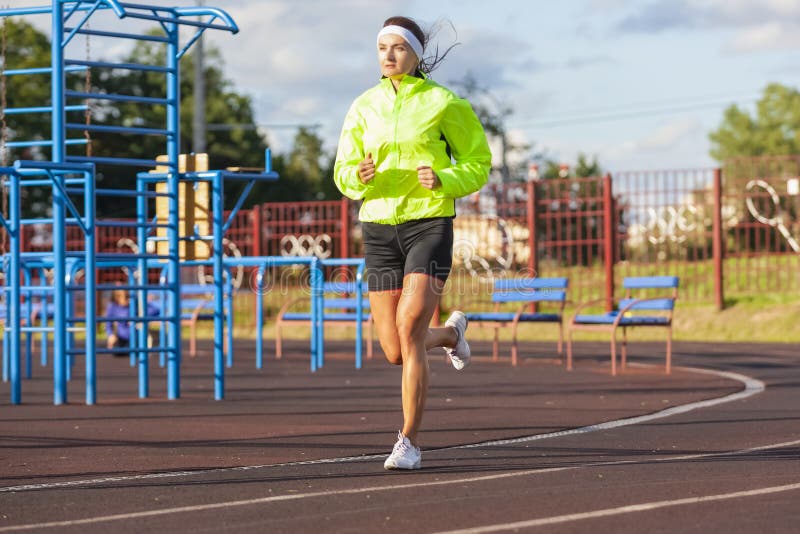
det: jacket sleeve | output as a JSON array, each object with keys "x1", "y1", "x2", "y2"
[
  {"x1": 333, "y1": 101, "x2": 372, "y2": 200},
  {"x1": 434, "y1": 97, "x2": 492, "y2": 199}
]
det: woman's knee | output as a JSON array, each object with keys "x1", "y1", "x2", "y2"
[
  {"x1": 395, "y1": 315, "x2": 428, "y2": 344},
  {"x1": 380, "y1": 339, "x2": 403, "y2": 365},
  {"x1": 383, "y1": 351, "x2": 403, "y2": 365}
]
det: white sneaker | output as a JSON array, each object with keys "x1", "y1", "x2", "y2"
[
  {"x1": 444, "y1": 311, "x2": 470, "y2": 370},
  {"x1": 384, "y1": 431, "x2": 421, "y2": 470}
]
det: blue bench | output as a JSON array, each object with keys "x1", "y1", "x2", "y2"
[
  {"x1": 566, "y1": 275, "x2": 679, "y2": 375},
  {"x1": 275, "y1": 280, "x2": 373, "y2": 363},
  {"x1": 463, "y1": 277, "x2": 569, "y2": 366}
]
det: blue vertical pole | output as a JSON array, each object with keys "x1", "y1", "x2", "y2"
[
  {"x1": 212, "y1": 172, "x2": 224, "y2": 399},
  {"x1": 255, "y1": 265, "x2": 264, "y2": 369},
  {"x1": 225, "y1": 268, "x2": 233, "y2": 369},
  {"x1": 51, "y1": 1, "x2": 67, "y2": 405},
  {"x1": 22, "y1": 269, "x2": 32, "y2": 379},
  {"x1": 65, "y1": 270, "x2": 73, "y2": 382},
  {"x1": 84, "y1": 169, "x2": 96, "y2": 405},
  {"x1": 38, "y1": 268, "x2": 48, "y2": 367},
  {"x1": 136, "y1": 174, "x2": 149, "y2": 398},
  {"x1": 9, "y1": 171, "x2": 21, "y2": 404},
  {"x1": 309, "y1": 258, "x2": 323, "y2": 372},
  {"x1": 2, "y1": 260, "x2": 8, "y2": 382},
  {"x1": 355, "y1": 262, "x2": 363, "y2": 370},
  {"x1": 166, "y1": 23, "x2": 181, "y2": 400}
]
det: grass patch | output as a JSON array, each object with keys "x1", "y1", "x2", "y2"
[{"x1": 214, "y1": 291, "x2": 800, "y2": 344}]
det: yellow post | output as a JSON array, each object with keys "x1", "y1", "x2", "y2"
[{"x1": 153, "y1": 153, "x2": 211, "y2": 260}]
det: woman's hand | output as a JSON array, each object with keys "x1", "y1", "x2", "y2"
[
  {"x1": 417, "y1": 165, "x2": 440, "y2": 190},
  {"x1": 358, "y1": 153, "x2": 375, "y2": 184}
]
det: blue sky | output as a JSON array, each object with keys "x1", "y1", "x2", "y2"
[{"x1": 5, "y1": 0, "x2": 800, "y2": 174}]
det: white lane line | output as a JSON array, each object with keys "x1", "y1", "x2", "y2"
[
  {"x1": 0, "y1": 466, "x2": 577, "y2": 532},
  {"x1": 0, "y1": 365, "x2": 764, "y2": 494},
  {"x1": 431, "y1": 482, "x2": 800, "y2": 534},
  {"x1": 1, "y1": 438, "x2": 798, "y2": 533},
  {"x1": 455, "y1": 366, "x2": 765, "y2": 449}
]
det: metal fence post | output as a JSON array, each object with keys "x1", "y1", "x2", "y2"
[
  {"x1": 252, "y1": 204, "x2": 262, "y2": 257},
  {"x1": 526, "y1": 179, "x2": 539, "y2": 277},
  {"x1": 603, "y1": 173, "x2": 615, "y2": 312},
  {"x1": 340, "y1": 197, "x2": 350, "y2": 258},
  {"x1": 713, "y1": 168, "x2": 725, "y2": 310},
  {"x1": 526, "y1": 179, "x2": 540, "y2": 312}
]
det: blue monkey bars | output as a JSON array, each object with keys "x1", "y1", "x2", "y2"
[{"x1": 0, "y1": 1, "x2": 278, "y2": 405}]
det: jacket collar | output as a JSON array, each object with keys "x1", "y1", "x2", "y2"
[{"x1": 380, "y1": 72, "x2": 427, "y2": 97}]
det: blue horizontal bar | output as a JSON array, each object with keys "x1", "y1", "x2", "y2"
[
  {"x1": 95, "y1": 221, "x2": 172, "y2": 229},
  {"x1": 3, "y1": 66, "x2": 87, "y2": 76},
  {"x1": 76, "y1": 347, "x2": 178, "y2": 355},
  {"x1": 5, "y1": 139, "x2": 87, "y2": 148},
  {"x1": 65, "y1": 59, "x2": 174, "y2": 74},
  {"x1": 2, "y1": 285, "x2": 55, "y2": 292},
  {"x1": 15, "y1": 160, "x2": 93, "y2": 172},
  {"x1": 88, "y1": 284, "x2": 170, "y2": 291},
  {"x1": 0, "y1": 6, "x2": 54, "y2": 16},
  {"x1": 93, "y1": 315, "x2": 163, "y2": 323},
  {"x1": 220, "y1": 170, "x2": 279, "y2": 182},
  {"x1": 21, "y1": 216, "x2": 85, "y2": 224},
  {"x1": 67, "y1": 155, "x2": 161, "y2": 167},
  {"x1": 182, "y1": 256, "x2": 320, "y2": 269},
  {"x1": 93, "y1": 188, "x2": 171, "y2": 198},
  {"x1": 4, "y1": 105, "x2": 87, "y2": 115},
  {"x1": 96, "y1": 253, "x2": 173, "y2": 260},
  {"x1": 16, "y1": 326, "x2": 57, "y2": 333},
  {"x1": 16, "y1": 178, "x2": 86, "y2": 187},
  {"x1": 64, "y1": 27, "x2": 170, "y2": 43},
  {"x1": 320, "y1": 258, "x2": 367, "y2": 267},
  {"x1": 65, "y1": 90, "x2": 170, "y2": 106},
  {"x1": 66, "y1": 123, "x2": 172, "y2": 136}
]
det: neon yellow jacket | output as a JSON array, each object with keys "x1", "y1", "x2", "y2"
[{"x1": 334, "y1": 74, "x2": 492, "y2": 224}]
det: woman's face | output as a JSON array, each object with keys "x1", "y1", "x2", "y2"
[{"x1": 378, "y1": 33, "x2": 418, "y2": 79}]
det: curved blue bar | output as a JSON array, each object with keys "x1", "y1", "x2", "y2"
[{"x1": 174, "y1": 6, "x2": 238, "y2": 33}]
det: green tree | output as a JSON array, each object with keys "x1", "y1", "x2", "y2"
[
  {"x1": 85, "y1": 33, "x2": 271, "y2": 214},
  {"x1": 709, "y1": 83, "x2": 800, "y2": 254},
  {"x1": 709, "y1": 83, "x2": 800, "y2": 162},
  {"x1": 450, "y1": 73, "x2": 531, "y2": 182},
  {"x1": 255, "y1": 127, "x2": 338, "y2": 202},
  {"x1": 0, "y1": 18, "x2": 57, "y2": 219},
  {"x1": 538, "y1": 153, "x2": 602, "y2": 180},
  {"x1": 574, "y1": 153, "x2": 602, "y2": 178},
  {"x1": 0, "y1": 17, "x2": 52, "y2": 164}
]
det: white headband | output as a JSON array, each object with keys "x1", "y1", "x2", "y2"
[{"x1": 377, "y1": 25, "x2": 423, "y2": 60}]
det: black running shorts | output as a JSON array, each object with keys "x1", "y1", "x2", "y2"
[{"x1": 362, "y1": 217, "x2": 454, "y2": 291}]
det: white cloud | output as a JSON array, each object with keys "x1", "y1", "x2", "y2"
[
  {"x1": 612, "y1": 0, "x2": 800, "y2": 54},
  {"x1": 728, "y1": 22, "x2": 800, "y2": 53}
]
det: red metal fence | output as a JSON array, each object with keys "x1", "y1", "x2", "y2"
[
  {"x1": 3, "y1": 158, "x2": 799, "y2": 307},
  {"x1": 721, "y1": 156, "x2": 800, "y2": 299}
]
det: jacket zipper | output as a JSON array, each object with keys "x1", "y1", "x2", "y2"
[{"x1": 390, "y1": 83, "x2": 403, "y2": 225}]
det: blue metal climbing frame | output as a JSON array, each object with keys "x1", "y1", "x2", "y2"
[{"x1": 1, "y1": 1, "x2": 279, "y2": 404}]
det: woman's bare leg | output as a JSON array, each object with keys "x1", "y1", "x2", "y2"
[
  {"x1": 395, "y1": 273, "x2": 449, "y2": 445},
  {"x1": 369, "y1": 278, "x2": 459, "y2": 447}
]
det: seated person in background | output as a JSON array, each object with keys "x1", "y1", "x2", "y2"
[
  {"x1": 105, "y1": 289, "x2": 159, "y2": 352},
  {"x1": 105, "y1": 288, "x2": 132, "y2": 351}
]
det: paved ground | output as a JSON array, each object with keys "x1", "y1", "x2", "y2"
[{"x1": 1, "y1": 338, "x2": 799, "y2": 533}]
